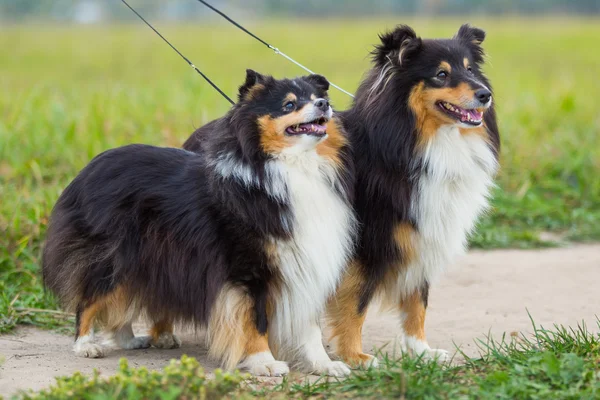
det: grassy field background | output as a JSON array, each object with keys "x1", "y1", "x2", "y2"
[{"x1": 1, "y1": 18, "x2": 599, "y2": 332}]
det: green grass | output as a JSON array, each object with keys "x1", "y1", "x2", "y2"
[
  {"x1": 0, "y1": 18, "x2": 599, "y2": 331},
  {"x1": 11, "y1": 319, "x2": 600, "y2": 399},
  {"x1": 278, "y1": 319, "x2": 600, "y2": 399},
  {"x1": 13, "y1": 356, "x2": 247, "y2": 400}
]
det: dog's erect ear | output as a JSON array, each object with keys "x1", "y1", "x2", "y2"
[
  {"x1": 238, "y1": 69, "x2": 267, "y2": 101},
  {"x1": 455, "y1": 24, "x2": 486, "y2": 63},
  {"x1": 305, "y1": 74, "x2": 330, "y2": 92},
  {"x1": 373, "y1": 25, "x2": 422, "y2": 67},
  {"x1": 455, "y1": 24, "x2": 486, "y2": 45}
]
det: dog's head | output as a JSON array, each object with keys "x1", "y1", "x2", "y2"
[
  {"x1": 232, "y1": 69, "x2": 334, "y2": 156},
  {"x1": 370, "y1": 24, "x2": 492, "y2": 130}
]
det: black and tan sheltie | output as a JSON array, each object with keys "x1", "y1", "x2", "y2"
[
  {"x1": 324, "y1": 24, "x2": 501, "y2": 367},
  {"x1": 42, "y1": 70, "x2": 356, "y2": 377},
  {"x1": 187, "y1": 24, "x2": 500, "y2": 367}
]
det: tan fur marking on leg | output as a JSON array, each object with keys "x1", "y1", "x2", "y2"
[
  {"x1": 376, "y1": 223, "x2": 416, "y2": 311},
  {"x1": 78, "y1": 302, "x2": 102, "y2": 337},
  {"x1": 150, "y1": 320, "x2": 174, "y2": 341},
  {"x1": 94, "y1": 286, "x2": 135, "y2": 330},
  {"x1": 327, "y1": 262, "x2": 373, "y2": 367},
  {"x1": 79, "y1": 287, "x2": 132, "y2": 335},
  {"x1": 207, "y1": 284, "x2": 272, "y2": 370},
  {"x1": 400, "y1": 290, "x2": 426, "y2": 340},
  {"x1": 393, "y1": 222, "x2": 416, "y2": 264},
  {"x1": 263, "y1": 239, "x2": 280, "y2": 265},
  {"x1": 244, "y1": 326, "x2": 270, "y2": 356}
]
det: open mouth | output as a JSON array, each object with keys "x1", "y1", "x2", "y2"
[
  {"x1": 285, "y1": 117, "x2": 328, "y2": 137},
  {"x1": 437, "y1": 102, "x2": 483, "y2": 126}
]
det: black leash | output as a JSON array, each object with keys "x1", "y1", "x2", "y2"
[
  {"x1": 195, "y1": 0, "x2": 355, "y2": 98},
  {"x1": 121, "y1": 0, "x2": 235, "y2": 105},
  {"x1": 196, "y1": 0, "x2": 271, "y2": 49}
]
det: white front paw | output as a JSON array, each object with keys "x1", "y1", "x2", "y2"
[
  {"x1": 404, "y1": 336, "x2": 450, "y2": 363},
  {"x1": 73, "y1": 342, "x2": 104, "y2": 358},
  {"x1": 311, "y1": 361, "x2": 352, "y2": 377},
  {"x1": 239, "y1": 352, "x2": 289, "y2": 377},
  {"x1": 421, "y1": 348, "x2": 450, "y2": 362},
  {"x1": 247, "y1": 360, "x2": 290, "y2": 377}
]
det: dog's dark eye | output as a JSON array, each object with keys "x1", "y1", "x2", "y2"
[
  {"x1": 467, "y1": 66, "x2": 473, "y2": 73},
  {"x1": 284, "y1": 101, "x2": 295, "y2": 111},
  {"x1": 437, "y1": 71, "x2": 448, "y2": 79}
]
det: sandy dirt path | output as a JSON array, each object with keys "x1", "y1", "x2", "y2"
[{"x1": 1, "y1": 244, "x2": 599, "y2": 397}]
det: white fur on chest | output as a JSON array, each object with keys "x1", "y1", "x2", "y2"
[
  {"x1": 396, "y1": 126, "x2": 498, "y2": 299},
  {"x1": 268, "y1": 150, "x2": 355, "y2": 350}
]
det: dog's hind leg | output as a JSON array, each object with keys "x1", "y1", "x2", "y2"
[
  {"x1": 237, "y1": 328, "x2": 289, "y2": 377},
  {"x1": 109, "y1": 322, "x2": 152, "y2": 350},
  {"x1": 294, "y1": 321, "x2": 352, "y2": 377},
  {"x1": 149, "y1": 319, "x2": 181, "y2": 349},
  {"x1": 73, "y1": 301, "x2": 104, "y2": 358},
  {"x1": 208, "y1": 284, "x2": 289, "y2": 376},
  {"x1": 102, "y1": 288, "x2": 153, "y2": 350},
  {"x1": 327, "y1": 267, "x2": 379, "y2": 369}
]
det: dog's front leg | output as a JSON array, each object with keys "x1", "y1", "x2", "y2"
[{"x1": 398, "y1": 285, "x2": 449, "y2": 362}]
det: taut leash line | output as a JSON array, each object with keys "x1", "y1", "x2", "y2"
[
  {"x1": 195, "y1": 0, "x2": 355, "y2": 98},
  {"x1": 121, "y1": 0, "x2": 235, "y2": 105}
]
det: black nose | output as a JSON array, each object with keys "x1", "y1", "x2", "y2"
[
  {"x1": 314, "y1": 98, "x2": 330, "y2": 112},
  {"x1": 475, "y1": 88, "x2": 492, "y2": 104}
]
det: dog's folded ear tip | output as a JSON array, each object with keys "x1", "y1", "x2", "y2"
[
  {"x1": 373, "y1": 25, "x2": 421, "y2": 66},
  {"x1": 305, "y1": 74, "x2": 330, "y2": 92},
  {"x1": 378, "y1": 24, "x2": 418, "y2": 49},
  {"x1": 456, "y1": 24, "x2": 486, "y2": 45}
]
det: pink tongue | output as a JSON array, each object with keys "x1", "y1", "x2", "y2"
[
  {"x1": 460, "y1": 109, "x2": 483, "y2": 122},
  {"x1": 470, "y1": 110, "x2": 483, "y2": 119},
  {"x1": 304, "y1": 123, "x2": 326, "y2": 133}
]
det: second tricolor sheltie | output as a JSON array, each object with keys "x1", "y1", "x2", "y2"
[
  {"x1": 42, "y1": 70, "x2": 356, "y2": 377},
  {"x1": 326, "y1": 24, "x2": 500, "y2": 367}
]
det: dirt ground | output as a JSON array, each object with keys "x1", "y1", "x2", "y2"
[{"x1": 1, "y1": 244, "x2": 599, "y2": 397}]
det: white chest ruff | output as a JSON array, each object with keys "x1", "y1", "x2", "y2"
[
  {"x1": 268, "y1": 151, "x2": 355, "y2": 348},
  {"x1": 395, "y1": 126, "x2": 498, "y2": 300}
]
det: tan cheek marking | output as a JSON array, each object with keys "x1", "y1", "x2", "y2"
[
  {"x1": 258, "y1": 114, "x2": 303, "y2": 155},
  {"x1": 425, "y1": 82, "x2": 475, "y2": 106},
  {"x1": 258, "y1": 116, "x2": 286, "y2": 154},
  {"x1": 410, "y1": 82, "x2": 486, "y2": 147},
  {"x1": 310, "y1": 94, "x2": 317, "y2": 101},
  {"x1": 463, "y1": 58, "x2": 470, "y2": 69},
  {"x1": 316, "y1": 119, "x2": 347, "y2": 167},
  {"x1": 408, "y1": 82, "x2": 445, "y2": 147},
  {"x1": 400, "y1": 290, "x2": 427, "y2": 340}
]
